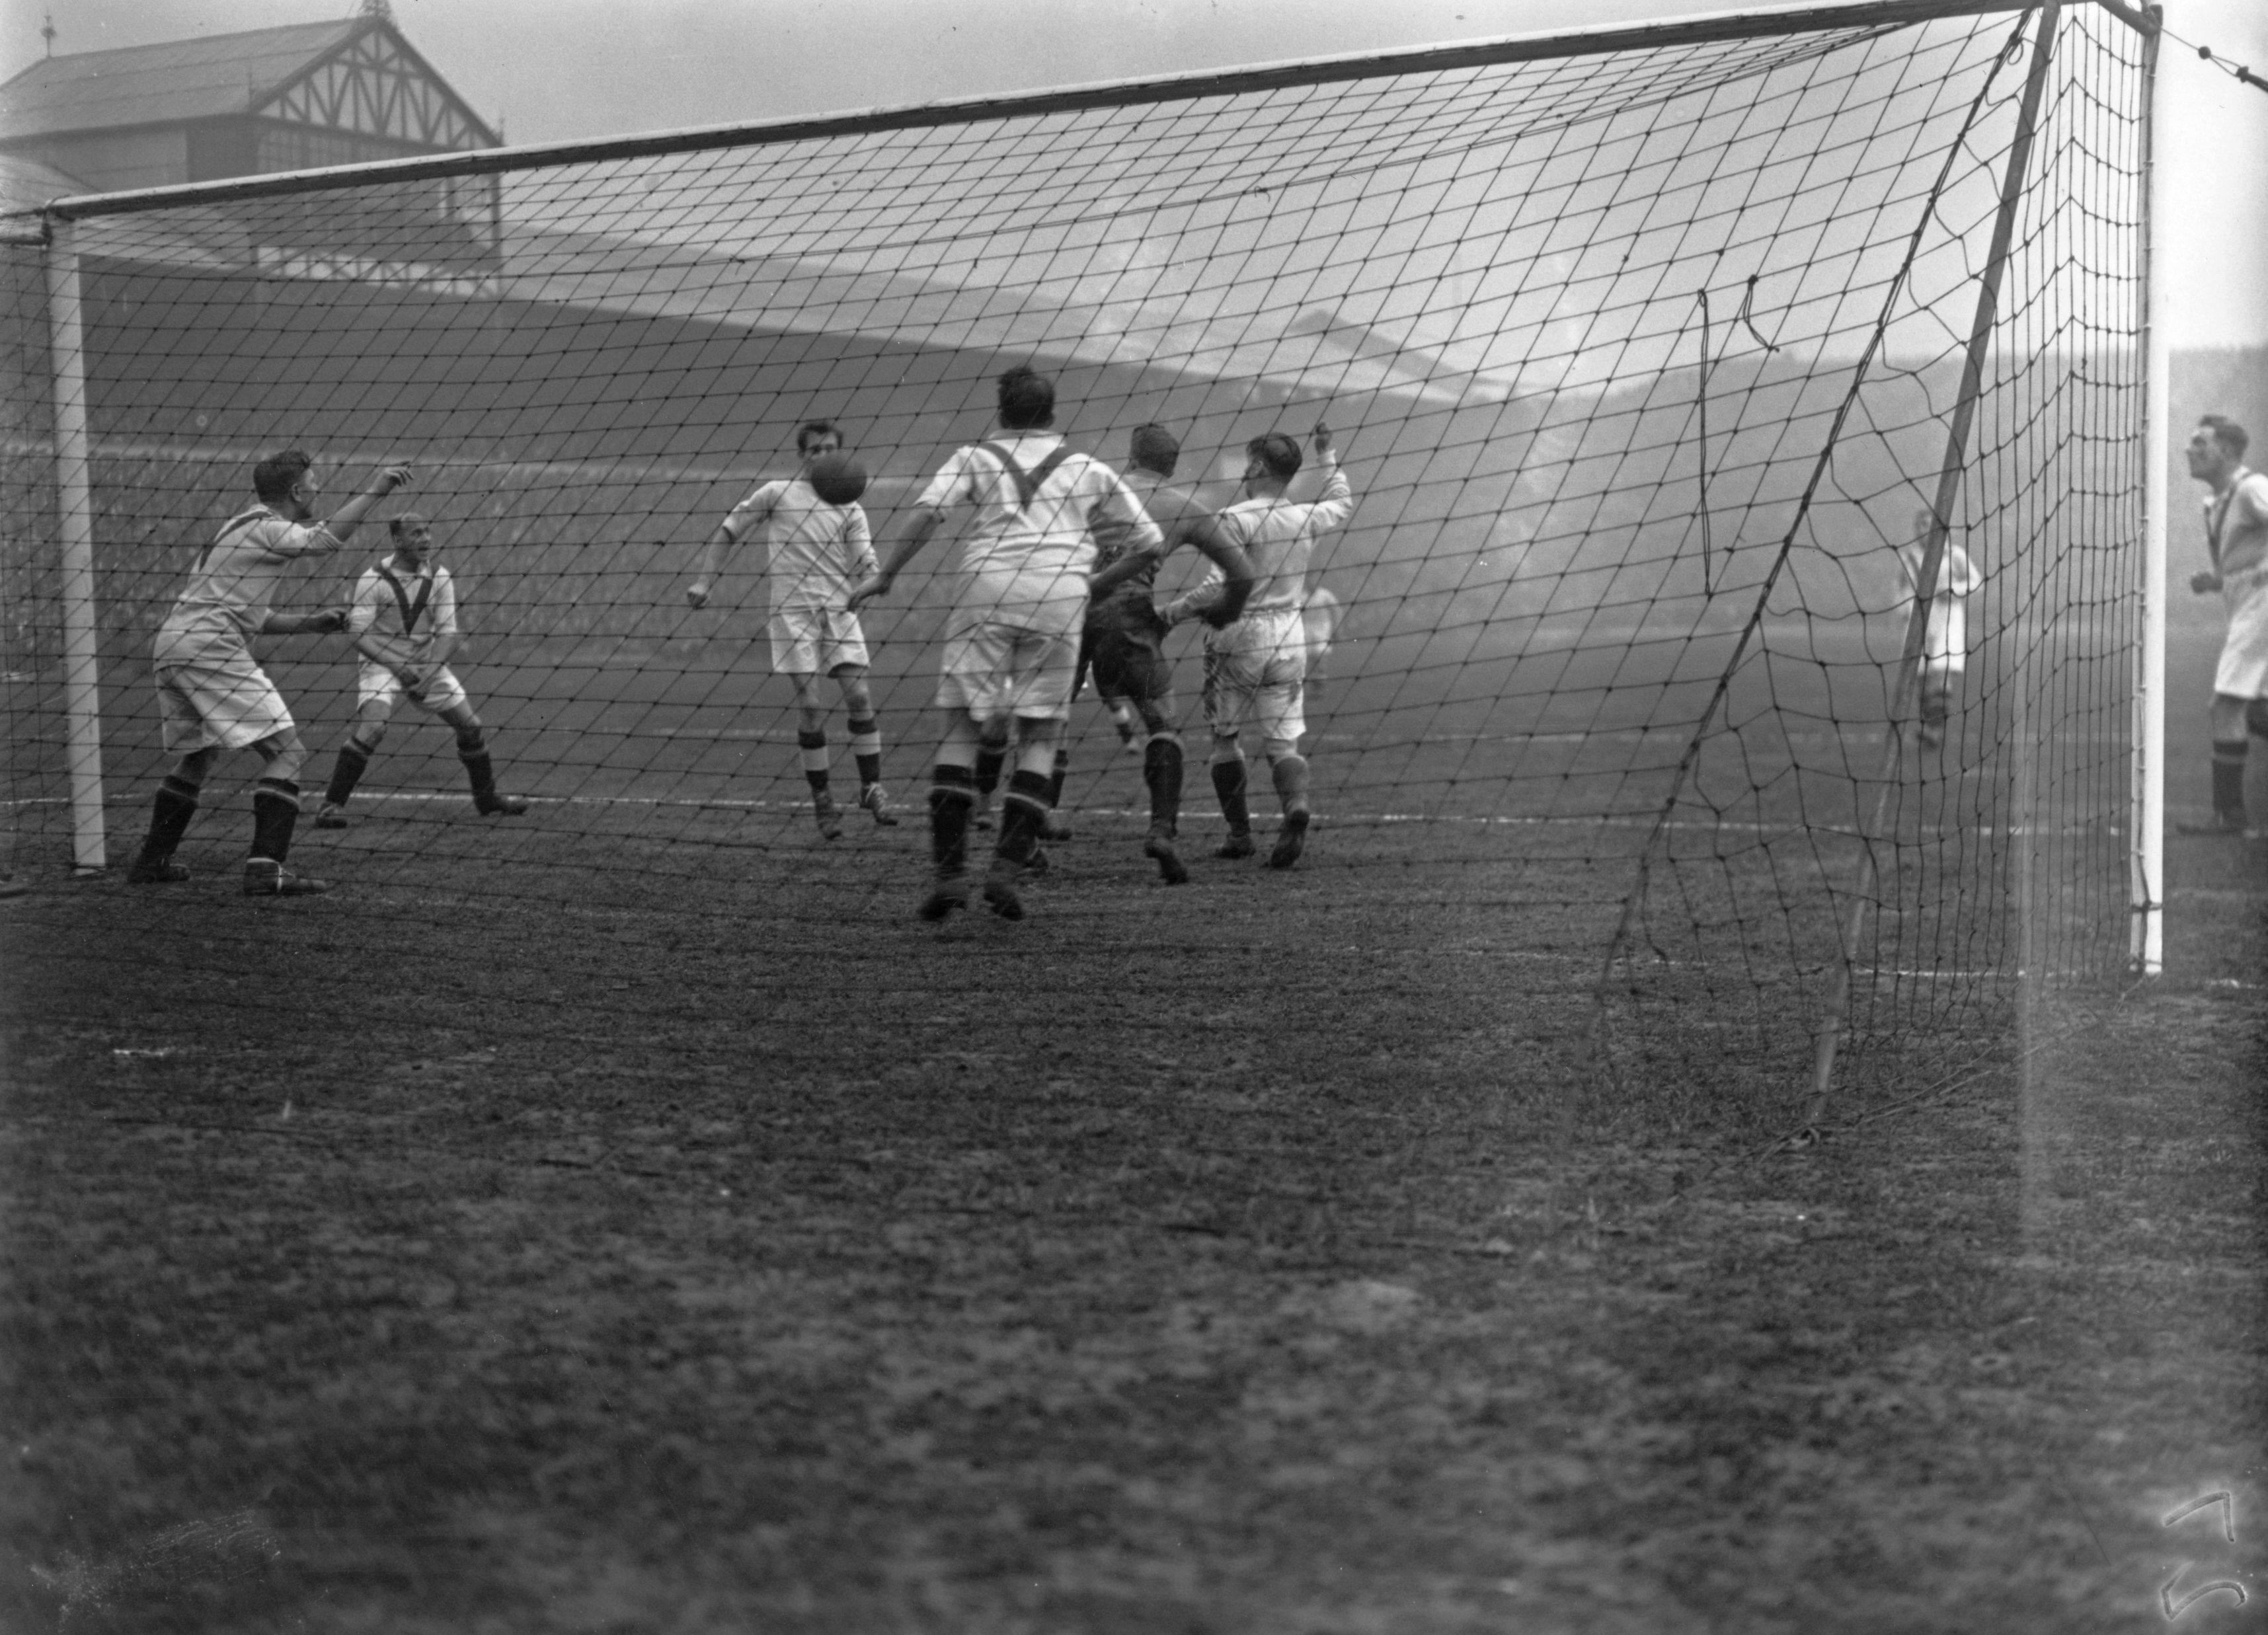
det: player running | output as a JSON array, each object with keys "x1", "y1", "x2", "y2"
[
  {"x1": 687, "y1": 420, "x2": 897, "y2": 839},
  {"x1": 310, "y1": 512, "x2": 530, "y2": 830},
  {"x1": 126, "y1": 449, "x2": 411, "y2": 896},
  {"x1": 1074, "y1": 422, "x2": 1255, "y2": 883},
  {"x1": 1164, "y1": 422, "x2": 1353, "y2": 869},
  {"x1": 847, "y1": 365, "x2": 1163, "y2": 921}
]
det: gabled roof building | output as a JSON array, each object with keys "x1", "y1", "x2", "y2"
[{"x1": 0, "y1": 9, "x2": 499, "y2": 198}]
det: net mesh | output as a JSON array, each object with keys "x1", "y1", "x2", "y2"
[{"x1": 0, "y1": 3, "x2": 2149, "y2": 1104}]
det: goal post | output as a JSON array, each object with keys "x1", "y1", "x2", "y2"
[{"x1": 0, "y1": 0, "x2": 2161, "y2": 1109}]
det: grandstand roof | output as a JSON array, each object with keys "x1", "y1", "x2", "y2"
[
  {"x1": 0, "y1": 17, "x2": 498, "y2": 149},
  {"x1": 0, "y1": 20, "x2": 358, "y2": 139}
]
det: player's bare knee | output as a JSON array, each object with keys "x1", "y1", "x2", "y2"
[
  {"x1": 176, "y1": 747, "x2": 219, "y2": 787},
  {"x1": 1210, "y1": 737, "x2": 1243, "y2": 765},
  {"x1": 254, "y1": 729, "x2": 306, "y2": 782},
  {"x1": 1263, "y1": 738, "x2": 1299, "y2": 765}
]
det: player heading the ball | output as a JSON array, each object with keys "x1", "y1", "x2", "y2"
[
  {"x1": 689, "y1": 420, "x2": 896, "y2": 838},
  {"x1": 126, "y1": 450, "x2": 411, "y2": 897},
  {"x1": 1165, "y1": 422, "x2": 1352, "y2": 869},
  {"x1": 311, "y1": 512, "x2": 530, "y2": 831},
  {"x1": 848, "y1": 364, "x2": 1165, "y2": 922}
]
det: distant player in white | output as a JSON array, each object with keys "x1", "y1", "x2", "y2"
[
  {"x1": 687, "y1": 420, "x2": 896, "y2": 837},
  {"x1": 2183, "y1": 414, "x2": 2268, "y2": 834},
  {"x1": 126, "y1": 449, "x2": 410, "y2": 897},
  {"x1": 849, "y1": 365, "x2": 1162, "y2": 921},
  {"x1": 1893, "y1": 507, "x2": 1980, "y2": 749},
  {"x1": 1165, "y1": 423, "x2": 1352, "y2": 869},
  {"x1": 311, "y1": 512, "x2": 529, "y2": 829}
]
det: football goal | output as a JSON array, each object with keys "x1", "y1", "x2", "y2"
[{"x1": 0, "y1": 0, "x2": 2166, "y2": 1108}]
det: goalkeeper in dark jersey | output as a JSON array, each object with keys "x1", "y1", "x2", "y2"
[{"x1": 1077, "y1": 423, "x2": 1256, "y2": 884}]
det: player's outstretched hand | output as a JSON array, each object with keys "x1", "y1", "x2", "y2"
[
  {"x1": 378, "y1": 465, "x2": 414, "y2": 494},
  {"x1": 845, "y1": 574, "x2": 890, "y2": 611},
  {"x1": 685, "y1": 581, "x2": 711, "y2": 609},
  {"x1": 315, "y1": 607, "x2": 352, "y2": 634},
  {"x1": 2192, "y1": 570, "x2": 2224, "y2": 595},
  {"x1": 1311, "y1": 422, "x2": 1335, "y2": 458}
]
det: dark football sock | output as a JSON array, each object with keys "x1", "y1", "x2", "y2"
[
  {"x1": 2212, "y1": 740, "x2": 2247, "y2": 819},
  {"x1": 140, "y1": 776, "x2": 200, "y2": 862},
  {"x1": 997, "y1": 769, "x2": 1051, "y2": 864},
  {"x1": 325, "y1": 740, "x2": 373, "y2": 808},
  {"x1": 459, "y1": 745, "x2": 507, "y2": 812},
  {"x1": 1211, "y1": 758, "x2": 1251, "y2": 835},
  {"x1": 1144, "y1": 736, "x2": 1184, "y2": 833},
  {"x1": 1269, "y1": 752, "x2": 1311, "y2": 815},
  {"x1": 929, "y1": 763, "x2": 975, "y2": 872},
  {"x1": 249, "y1": 779, "x2": 301, "y2": 864},
  {"x1": 1048, "y1": 749, "x2": 1069, "y2": 810}
]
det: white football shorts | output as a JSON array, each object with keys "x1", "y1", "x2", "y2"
[
  {"x1": 937, "y1": 614, "x2": 1080, "y2": 721},
  {"x1": 770, "y1": 605, "x2": 870, "y2": 676},
  {"x1": 153, "y1": 636, "x2": 292, "y2": 753},
  {"x1": 358, "y1": 662, "x2": 470, "y2": 716},
  {"x1": 2215, "y1": 565, "x2": 2268, "y2": 699},
  {"x1": 1202, "y1": 610, "x2": 1308, "y2": 744}
]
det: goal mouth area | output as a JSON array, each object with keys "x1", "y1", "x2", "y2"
[{"x1": 1, "y1": 0, "x2": 2156, "y2": 1102}]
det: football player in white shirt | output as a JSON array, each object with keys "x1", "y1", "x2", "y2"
[
  {"x1": 2183, "y1": 415, "x2": 2268, "y2": 835},
  {"x1": 126, "y1": 449, "x2": 411, "y2": 897},
  {"x1": 849, "y1": 365, "x2": 1163, "y2": 921},
  {"x1": 1893, "y1": 507, "x2": 1981, "y2": 750},
  {"x1": 687, "y1": 420, "x2": 896, "y2": 838},
  {"x1": 310, "y1": 512, "x2": 529, "y2": 829},
  {"x1": 1165, "y1": 424, "x2": 1352, "y2": 869}
]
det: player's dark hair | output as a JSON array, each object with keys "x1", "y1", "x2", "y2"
[
  {"x1": 1247, "y1": 432, "x2": 1303, "y2": 482},
  {"x1": 1130, "y1": 423, "x2": 1180, "y2": 477},
  {"x1": 997, "y1": 365, "x2": 1056, "y2": 430},
  {"x1": 387, "y1": 512, "x2": 429, "y2": 539},
  {"x1": 797, "y1": 419, "x2": 843, "y2": 454},
  {"x1": 2201, "y1": 415, "x2": 2249, "y2": 459},
  {"x1": 253, "y1": 449, "x2": 315, "y2": 504}
]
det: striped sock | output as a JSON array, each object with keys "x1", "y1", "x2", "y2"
[
  {"x1": 849, "y1": 715, "x2": 882, "y2": 788},
  {"x1": 798, "y1": 728, "x2": 831, "y2": 793}
]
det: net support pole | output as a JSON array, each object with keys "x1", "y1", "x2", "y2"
[
  {"x1": 2131, "y1": 5, "x2": 2167, "y2": 974},
  {"x1": 1804, "y1": 0, "x2": 2063, "y2": 1123},
  {"x1": 46, "y1": 215, "x2": 106, "y2": 874}
]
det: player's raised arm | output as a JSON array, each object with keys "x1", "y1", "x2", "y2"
[
  {"x1": 847, "y1": 504, "x2": 947, "y2": 610},
  {"x1": 314, "y1": 465, "x2": 414, "y2": 549},
  {"x1": 1305, "y1": 423, "x2": 1353, "y2": 532}
]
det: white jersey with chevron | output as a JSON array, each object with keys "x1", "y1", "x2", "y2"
[
  {"x1": 348, "y1": 556, "x2": 461, "y2": 674},
  {"x1": 918, "y1": 434, "x2": 1160, "y2": 634},
  {"x1": 724, "y1": 478, "x2": 877, "y2": 613}
]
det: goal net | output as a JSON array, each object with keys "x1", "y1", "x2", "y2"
[{"x1": 1, "y1": 0, "x2": 2152, "y2": 1108}]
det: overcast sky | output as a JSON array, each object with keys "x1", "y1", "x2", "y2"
[{"x1": 3, "y1": 0, "x2": 2263, "y2": 345}]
